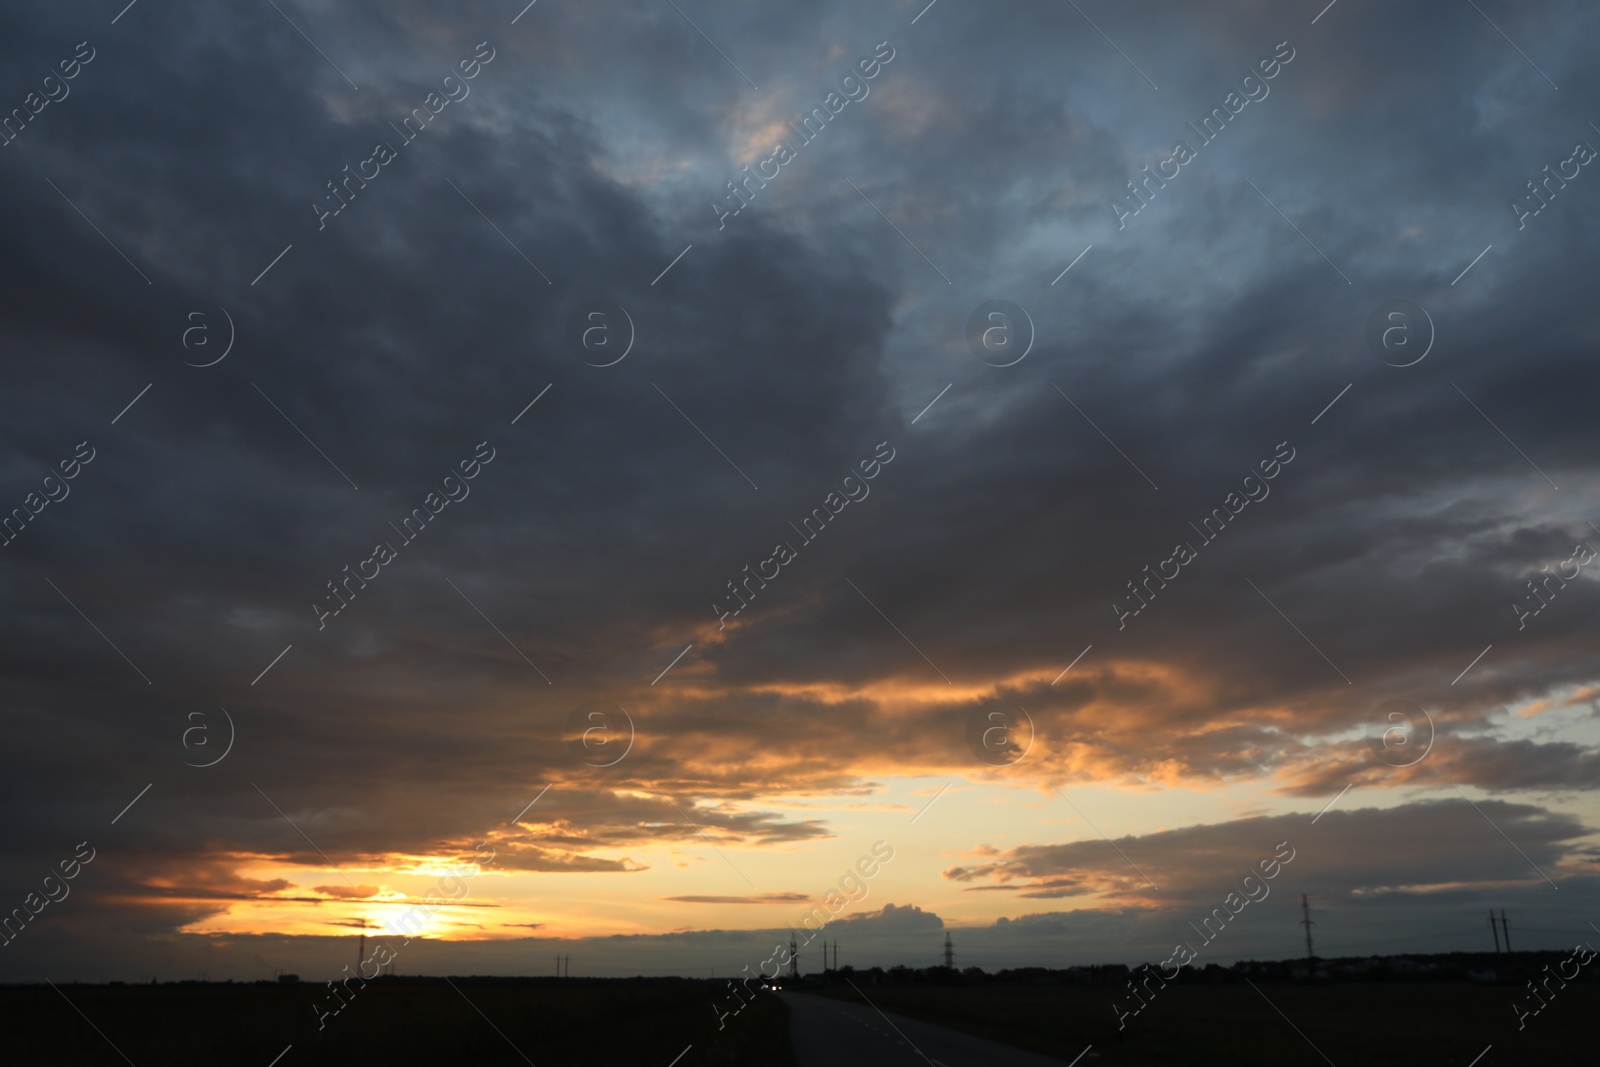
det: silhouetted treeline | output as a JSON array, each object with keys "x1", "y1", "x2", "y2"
[{"x1": 806, "y1": 951, "x2": 1599, "y2": 987}]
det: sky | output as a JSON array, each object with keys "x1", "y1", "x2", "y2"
[{"x1": 1, "y1": 0, "x2": 1599, "y2": 984}]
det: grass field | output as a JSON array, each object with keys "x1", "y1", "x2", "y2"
[
  {"x1": 3, "y1": 979, "x2": 795, "y2": 1067},
  {"x1": 820, "y1": 980, "x2": 1595, "y2": 1065}
]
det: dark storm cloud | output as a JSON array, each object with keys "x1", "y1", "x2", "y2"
[
  {"x1": 1, "y1": 0, "x2": 1598, "y2": 980},
  {"x1": 942, "y1": 800, "x2": 1594, "y2": 900},
  {"x1": 1286, "y1": 734, "x2": 1600, "y2": 796}
]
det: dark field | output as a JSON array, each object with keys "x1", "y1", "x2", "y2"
[
  {"x1": 8, "y1": 975, "x2": 1592, "y2": 1065},
  {"x1": 820, "y1": 981, "x2": 1593, "y2": 1065},
  {"x1": 1, "y1": 979, "x2": 795, "y2": 1067}
]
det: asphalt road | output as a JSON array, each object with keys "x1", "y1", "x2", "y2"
[{"x1": 785, "y1": 991, "x2": 1082, "y2": 1067}]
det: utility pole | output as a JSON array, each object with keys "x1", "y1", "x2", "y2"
[
  {"x1": 1488, "y1": 909, "x2": 1501, "y2": 953},
  {"x1": 788, "y1": 935, "x2": 799, "y2": 980},
  {"x1": 1500, "y1": 910, "x2": 1511, "y2": 952},
  {"x1": 1299, "y1": 894, "x2": 1315, "y2": 966},
  {"x1": 943, "y1": 932, "x2": 954, "y2": 969}
]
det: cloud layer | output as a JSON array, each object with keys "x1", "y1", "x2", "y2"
[{"x1": 0, "y1": 0, "x2": 1598, "y2": 980}]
